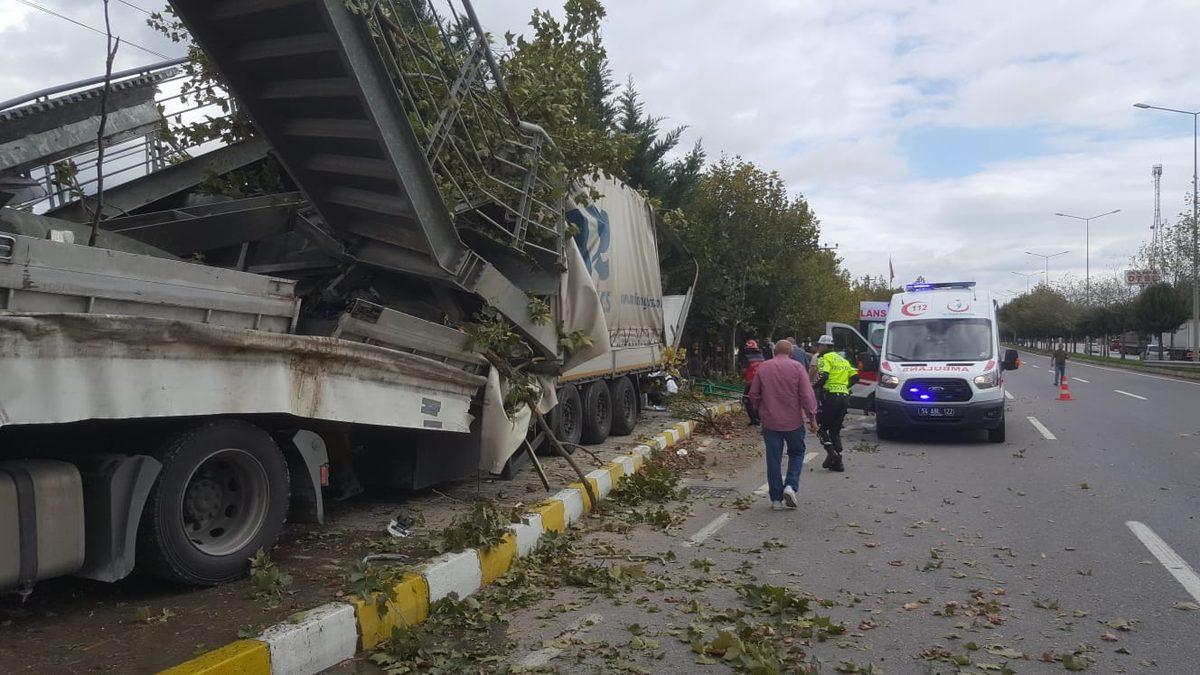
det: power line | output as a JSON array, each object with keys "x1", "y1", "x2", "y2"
[
  {"x1": 116, "y1": 0, "x2": 153, "y2": 15},
  {"x1": 14, "y1": 0, "x2": 171, "y2": 60}
]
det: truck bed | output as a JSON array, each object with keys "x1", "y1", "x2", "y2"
[{"x1": 0, "y1": 313, "x2": 485, "y2": 431}]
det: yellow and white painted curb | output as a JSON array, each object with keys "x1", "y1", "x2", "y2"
[{"x1": 160, "y1": 401, "x2": 741, "y2": 675}]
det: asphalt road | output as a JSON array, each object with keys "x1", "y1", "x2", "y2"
[{"x1": 485, "y1": 357, "x2": 1200, "y2": 673}]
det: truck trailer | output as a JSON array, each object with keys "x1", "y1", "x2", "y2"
[{"x1": 0, "y1": 0, "x2": 691, "y2": 592}]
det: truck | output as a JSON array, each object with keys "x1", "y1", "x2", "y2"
[
  {"x1": 873, "y1": 282, "x2": 1019, "y2": 443},
  {"x1": 1143, "y1": 324, "x2": 1197, "y2": 361},
  {"x1": 0, "y1": 0, "x2": 691, "y2": 592}
]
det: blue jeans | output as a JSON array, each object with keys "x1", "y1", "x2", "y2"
[
  {"x1": 1054, "y1": 364, "x2": 1065, "y2": 385},
  {"x1": 762, "y1": 426, "x2": 806, "y2": 502}
]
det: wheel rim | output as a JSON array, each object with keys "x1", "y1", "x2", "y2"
[
  {"x1": 562, "y1": 398, "x2": 579, "y2": 439},
  {"x1": 179, "y1": 448, "x2": 271, "y2": 557}
]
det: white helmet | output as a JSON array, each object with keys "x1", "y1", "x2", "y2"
[{"x1": 817, "y1": 334, "x2": 835, "y2": 345}]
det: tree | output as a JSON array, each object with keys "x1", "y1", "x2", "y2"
[
  {"x1": 617, "y1": 80, "x2": 704, "y2": 209},
  {"x1": 501, "y1": 0, "x2": 633, "y2": 188},
  {"x1": 997, "y1": 285, "x2": 1078, "y2": 346},
  {"x1": 1134, "y1": 282, "x2": 1190, "y2": 357},
  {"x1": 675, "y1": 156, "x2": 819, "y2": 368}
]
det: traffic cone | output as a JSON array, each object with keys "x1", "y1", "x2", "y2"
[{"x1": 1058, "y1": 379, "x2": 1072, "y2": 401}]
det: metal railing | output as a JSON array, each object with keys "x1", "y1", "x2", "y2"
[
  {"x1": 363, "y1": 0, "x2": 566, "y2": 265},
  {"x1": 1, "y1": 58, "x2": 240, "y2": 215}
]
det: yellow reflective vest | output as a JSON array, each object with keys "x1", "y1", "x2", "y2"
[{"x1": 817, "y1": 351, "x2": 854, "y2": 395}]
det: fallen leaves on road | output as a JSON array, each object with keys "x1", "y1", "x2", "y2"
[
  {"x1": 1172, "y1": 601, "x2": 1200, "y2": 611},
  {"x1": 1101, "y1": 631, "x2": 1119, "y2": 642}
]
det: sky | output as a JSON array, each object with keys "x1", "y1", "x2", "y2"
[{"x1": 3, "y1": 0, "x2": 1200, "y2": 300}]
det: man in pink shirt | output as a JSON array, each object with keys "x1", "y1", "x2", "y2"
[{"x1": 748, "y1": 340, "x2": 819, "y2": 509}]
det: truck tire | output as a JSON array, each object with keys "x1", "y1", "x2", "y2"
[
  {"x1": 987, "y1": 418, "x2": 1006, "y2": 443},
  {"x1": 554, "y1": 384, "x2": 583, "y2": 448},
  {"x1": 580, "y1": 381, "x2": 612, "y2": 444},
  {"x1": 137, "y1": 420, "x2": 290, "y2": 585},
  {"x1": 608, "y1": 376, "x2": 639, "y2": 436}
]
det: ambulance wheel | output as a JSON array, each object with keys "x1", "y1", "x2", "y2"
[
  {"x1": 581, "y1": 381, "x2": 613, "y2": 444},
  {"x1": 987, "y1": 418, "x2": 1006, "y2": 443},
  {"x1": 608, "y1": 376, "x2": 639, "y2": 436},
  {"x1": 876, "y1": 424, "x2": 897, "y2": 441}
]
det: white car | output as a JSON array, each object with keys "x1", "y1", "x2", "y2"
[{"x1": 873, "y1": 282, "x2": 1019, "y2": 443}]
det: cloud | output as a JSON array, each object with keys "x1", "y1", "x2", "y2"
[{"x1": 5, "y1": 0, "x2": 1199, "y2": 300}]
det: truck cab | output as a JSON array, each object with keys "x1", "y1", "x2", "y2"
[{"x1": 873, "y1": 282, "x2": 1019, "y2": 443}]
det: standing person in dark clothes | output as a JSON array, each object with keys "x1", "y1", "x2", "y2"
[
  {"x1": 786, "y1": 336, "x2": 810, "y2": 369},
  {"x1": 1053, "y1": 343, "x2": 1068, "y2": 386},
  {"x1": 738, "y1": 339, "x2": 765, "y2": 425}
]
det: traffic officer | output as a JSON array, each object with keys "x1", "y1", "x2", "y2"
[{"x1": 813, "y1": 334, "x2": 854, "y2": 472}]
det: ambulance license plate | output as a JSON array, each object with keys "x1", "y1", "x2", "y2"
[{"x1": 915, "y1": 406, "x2": 959, "y2": 418}]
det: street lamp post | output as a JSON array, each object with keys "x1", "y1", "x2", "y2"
[
  {"x1": 1055, "y1": 209, "x2": 1120, "y2": 303},
  {"x1": 1024, "y1": 250, "x2": 1070, "y2": 288},
  {"x1": 1134, "y1": 102, "x2": 1200, "y2": 362},
  {"x1": 1010, "y1": 270, "x2": 1038, "y2": 294}
]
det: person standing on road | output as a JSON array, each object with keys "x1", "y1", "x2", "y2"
[
  {"x1": 749, "y1": 340, "x2": 819, "y2": 510},
  {"x1": 813, "y1": 334, "x2": 854, "y2": 472},
  {"x1": 786, "y1": 336, "x2": 810, "y2": 369},
  {"x1": 1053, "y1": 343, "x2": 1068, "y2": 386},
  {"x1": 738, "y1": 340, "x2": 766, "y2": 425}
]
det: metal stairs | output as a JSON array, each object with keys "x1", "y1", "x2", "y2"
[{"x1": 167, "y1": 0, "x2": 561, "y2": 357}]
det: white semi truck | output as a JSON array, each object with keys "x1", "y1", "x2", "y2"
[{"x1": 0, "y1": 0, "x2": 691, "y2": 592}]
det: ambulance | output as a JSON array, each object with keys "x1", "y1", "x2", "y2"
[{"x1": 874, "y1": 282, "x2": 1019, "y2": 442}]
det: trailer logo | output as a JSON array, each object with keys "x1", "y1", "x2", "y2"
[
  {"x1": 947, "y1": 299, "x2": 970, "y2": 313},
  {"x1": 901, "y1": 301, "x2": 929, "y2": 316}
]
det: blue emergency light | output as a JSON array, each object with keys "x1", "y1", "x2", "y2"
[{"x1": 904, "y1": 281, "x2": 977, "y2": 292}]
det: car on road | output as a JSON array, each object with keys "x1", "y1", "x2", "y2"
[{"x1": 874, "y1": 281, "x2": 1019, "y2": 443}]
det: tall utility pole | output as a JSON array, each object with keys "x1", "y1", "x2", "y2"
[
  {"x1": 1153, "y1": 164, "x2": 1163, "y2": 268},
  {"x1": 1010, "y1": 271, "x2": 1038, "y2": 294},
  {"x1": 1054, "y1": 209, "x2": 1120, "y2": 304},
  {"x1": 1134, "y1": 102, "x2": 1200, "y2": 362},
  {"x1": 1025, "y1": 250, "x2": 1070, "y2": 288}
]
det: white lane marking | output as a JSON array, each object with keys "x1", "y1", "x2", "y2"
[
  {"x1": 517, "y1": 613, "x2": 604, "y2": 667},
  {"x1": 804, "y1": 451, "x2": 818, "y2": 464},
  {"x1": 753, "y1": 483, "x2": 769, "y2": 496},
  {"x1": 686, "y1": 513, "x2": 734, "y2": 546},
  {"x1": 1072, "y1": 377, "x2": 1090, "y2": 383},
  {"x1": 1020, "y1": 352, "x2": 1200, "y2": 387},
  {"x1": 1026, "y1": 416, "x2": 1057, "y2": 440},
  {"x1": 1004, "y1": 390, "x2": 1014, "y2": 400},
  {"x1": 1114, "y1": 389, "x2": 1148, "y2": 400},
  {"x1": 1031, "y1": 364, "x2": 1041, "y2": 368},
  {"x1": 1126, "y1": 521, "x2": 1200, "y2": 603}
]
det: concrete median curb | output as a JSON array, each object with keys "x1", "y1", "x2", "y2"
[{"x1": 159, "y1": 401, "x2": 740, "y2": 675}]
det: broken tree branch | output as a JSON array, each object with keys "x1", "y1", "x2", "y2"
[{"x1": 534, "y1": 409, "x2": 598, "y2": 508}]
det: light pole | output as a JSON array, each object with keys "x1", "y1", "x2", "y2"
[
  {"x1": 1010, "y1": 271, "x2": 1038, "y2": 294},
  {"x1": 1134, "y1": 102, "x2": 1200, "y2": 362},
  {"x1": 1055, "y1": 209, "x2": 1120, "y2": 304},
  {"x1": 1024, "y1": 250, "x2": 1070, "y2": 288}
]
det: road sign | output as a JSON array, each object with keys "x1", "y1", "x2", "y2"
[{"x1": 1125, "y1": 269, "x2": 1161, "y2": 285}]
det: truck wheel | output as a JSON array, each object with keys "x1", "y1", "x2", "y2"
[
  {"x1": 608, "y1": 376, "x2": 639, "y2": 436},
  {"x1": 554, "y1": 384, "x2": 583, "y2": 448},
  {"x1": 580, "y1": 381, "x2": 612, "y2": 444},
  {"x1": 987, "y1": 418, "x2": 1006, "y2": 443},
  {"x1": 137, "y1": 420, "x2": 290, "y2": 585}
]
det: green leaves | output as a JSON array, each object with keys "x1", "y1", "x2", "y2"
[
  {"x1": 736, "y1": 583, "x2": 811, "y2": 618},
  {"x1": 435, "y1": 501, "x2": 517, "y2": 554}
]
